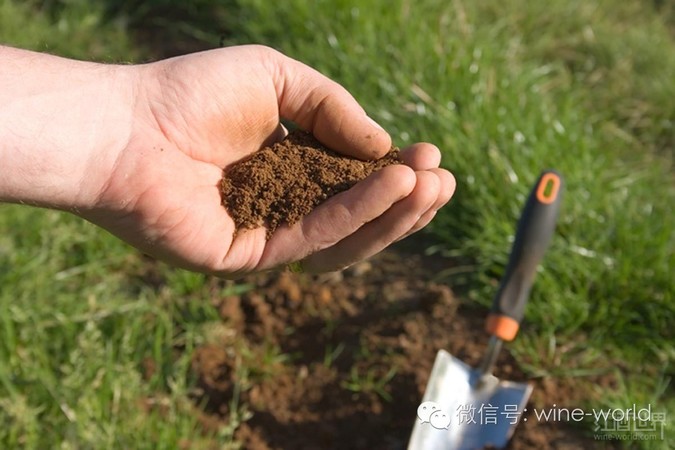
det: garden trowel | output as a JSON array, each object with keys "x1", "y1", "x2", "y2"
[{"x1": 408, "y1": 170, "x2": 563, "y2": 450}]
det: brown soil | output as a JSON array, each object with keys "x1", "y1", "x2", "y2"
[
  {"x1": 221, "y1": 130, "x2": 401, "y2": 236},
  {"x1": 189, "y1": 242, "x2": 617, "y2": 450}
]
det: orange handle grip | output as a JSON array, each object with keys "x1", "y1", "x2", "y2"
[{"x1": 485, "y1": 314, "x2": 520, "y2": 341}]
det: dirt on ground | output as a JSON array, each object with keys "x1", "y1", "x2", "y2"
[
  {"x1": 221, "y1": 130, "x2": 401, "y2": 236},
  {"x1": 188, "y1": 242, "x2": 617, "y2": 450}
]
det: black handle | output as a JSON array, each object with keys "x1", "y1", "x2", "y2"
[{"x1": 486, "y1": 170, "x2": 563, "y2": 341}]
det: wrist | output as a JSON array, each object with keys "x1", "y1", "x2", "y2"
[{"x1": 0, "y1": 47, "x2": 137, "y2": 212}]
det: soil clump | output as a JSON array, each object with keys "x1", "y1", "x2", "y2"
[{"x1": 221, "y1": 130, "x2": 401, "y2": 236}]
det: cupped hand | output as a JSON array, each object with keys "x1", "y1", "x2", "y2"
[{"x1": 85, "y1": 45, "x2": 455, "y2": 276}]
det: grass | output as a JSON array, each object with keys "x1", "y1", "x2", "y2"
[
  {"x1": 1, "y1": 0, "x2": 673, "y2": 448},
  {"x1": 0, "y1": 0, "x2": 139, "y2": 61},
  {"x1": 0, "y1": 206, "x2": 249, "y2": 448},
  {"x1": 341, "y1": 366, "x2": 397, "y2": 403},
  {"x1": 3, "y1": 210, "x2": 156, "y2": 447}
]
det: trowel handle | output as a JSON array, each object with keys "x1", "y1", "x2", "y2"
[{"x1": 486, "y1": 170, "x2": 563, "y2": 341}]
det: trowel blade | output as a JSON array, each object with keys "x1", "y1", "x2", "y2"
[{"x1": 408, "y1": 349, "x2": 532, "y2": 450}]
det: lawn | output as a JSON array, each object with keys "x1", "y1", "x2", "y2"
[{"x1": 0, "y1": 0, "x2": 673, "y2": 448}]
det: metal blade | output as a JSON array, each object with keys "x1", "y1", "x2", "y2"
[{"x1": 408, "y1": 350, "x2": 532, "y2": 450}]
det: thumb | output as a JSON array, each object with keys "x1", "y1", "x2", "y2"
[{"x1": 264, "y1": 47, "x2": 391, "y2": 160}]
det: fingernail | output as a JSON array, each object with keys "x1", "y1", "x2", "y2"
[{"x1": 366, "y1": 115, "x2": 385, "y2": 132}]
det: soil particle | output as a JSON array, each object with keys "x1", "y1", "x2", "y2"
[
  {"x1": 221, "y1": 130, "x2": 401, "y2": 236},
  {"x1": 189, "y1": 243, "x2": 617, "y2": 449}
]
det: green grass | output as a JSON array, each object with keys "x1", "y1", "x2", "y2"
[
  {"x1": 0, "y1": 0, "x2": 139, "y2": 61},
  {"x1": 0, "y1": 206, "x2": 249, "y2": 448},
  {"x1": 1, "y1": 0, "x2": 673, "y2": 448}
]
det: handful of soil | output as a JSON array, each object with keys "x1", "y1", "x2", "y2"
[{"x1": 221, "y1": 130, "x2": 402, "y2": 237}]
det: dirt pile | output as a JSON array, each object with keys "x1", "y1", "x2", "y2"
[
  {"x1": 188, "y1": 243, "x2": 615, "y2": 449},
  {"x1": 221, "y1": 130, "x2": 401, "y2": 236}
]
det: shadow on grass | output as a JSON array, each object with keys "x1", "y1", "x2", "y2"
[
  {"x1": 29, "y1": 0, "x2": 241, "y2": 58},
  {"x1": 100, "y1": 0, "x2": 239, "y2": 59}
]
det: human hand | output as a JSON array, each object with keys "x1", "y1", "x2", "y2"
[
  {"x1": 0, "y1": 45, "x2": 454, "y2": 276},
  {"x1": 82, "y1": 45, "x2": 455, "y2": 276}
]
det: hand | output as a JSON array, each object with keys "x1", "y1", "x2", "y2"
[
  {"x1": 1, "y1": 45, "x2": 455, "y2": 277},
  {"x1": 84, "y1": 45, "x2": 455, "y2": 276}
]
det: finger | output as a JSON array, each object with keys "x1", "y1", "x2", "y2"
[
  {"x1": 258, "y1": 164, "x2": 417, "y2": 269},
  {"x1": 400, "y1": 143, "x2": 442, "y2": 170},
  {"x1": 429, "y1": 168, "x2": 456, "y2": 211},
  {"x1": 395, "y1": 168, "x2": 455, "y2": 242},
  {"x1": 399, "y1": 144, "x2": 456, "y2": 212},
  {"x1": 302, "y1": 170, "x2": 441, "y2": 273},
  {"x1": 265, "y1": 49, "x2": 391, "y2": 160}
]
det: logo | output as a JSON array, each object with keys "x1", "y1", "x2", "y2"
[{"x1": 417, "y1": 401, "x2": 451, "y2": 430}]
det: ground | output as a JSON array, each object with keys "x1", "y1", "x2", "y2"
[{"x1": 187, "y1": 240, "x2": 616, "y2": 449}]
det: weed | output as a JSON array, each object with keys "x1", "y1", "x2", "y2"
[{"x1": 341, "y1": 366, "x2": 398, "y2": 403}]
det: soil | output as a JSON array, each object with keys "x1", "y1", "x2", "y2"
[
  {"x1": 221, "y1": 130, "x2": 401, "y2": 236},
  {"x1": 188, "y1": 241, "x2": 617, "y2": 450}
]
